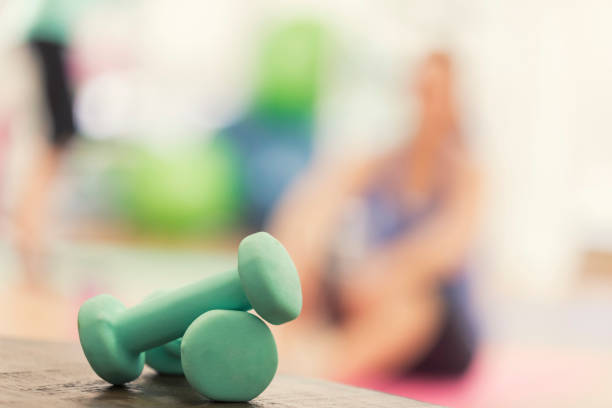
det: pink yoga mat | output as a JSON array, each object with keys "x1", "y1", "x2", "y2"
[{"x1": 357, "y1": 344, "x2": 612, "y2": 408}]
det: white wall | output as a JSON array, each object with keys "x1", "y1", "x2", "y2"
[{"x1": 471, "y1": 0, "x2": 612, "y2": 297}]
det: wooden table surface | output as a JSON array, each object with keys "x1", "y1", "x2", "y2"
[{"x1": 0, "y1": 338, "x2": 440, "y2": 407}]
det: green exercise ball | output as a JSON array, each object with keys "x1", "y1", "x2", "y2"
[
  {"x1": 114, "y1": 140, "x2": 242, "y2": 235},
  {"x1": 254, "y1": 19, "x2": 330, "y2": 118}
]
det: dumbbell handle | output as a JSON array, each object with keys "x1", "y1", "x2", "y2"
[{"x1": 115, "y1": 269, "x2": 250, "y2": 352}]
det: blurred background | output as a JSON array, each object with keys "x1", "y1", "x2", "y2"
[{"x1": 1, "y1": 0, "x2": 612, "y2": 407}]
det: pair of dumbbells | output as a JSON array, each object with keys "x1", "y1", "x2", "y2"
[{"x1": 78, "y1": 232, "x2": 302, "y2": 401}]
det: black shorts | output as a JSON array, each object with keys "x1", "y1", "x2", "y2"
[
  {"x1": 408, "y1": 284, "x2": 477, "y2": 377},
  {"x1": 30, "y1": 39, "x2": 76, "y2": 147}
]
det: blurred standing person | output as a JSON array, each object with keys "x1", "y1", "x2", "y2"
[
  {"x1": 0, "y1": 1, "x2": 98, "y2": 340},
  {"x1": 14, "y1": 0, "x2": 95, "y2": 286},
  {"x1": 271, "y1": 53, "x2": 481, "y2": 380}
]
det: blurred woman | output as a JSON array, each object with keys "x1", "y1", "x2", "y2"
[{"x1": 270, "y1": 52, "x2": 481, "y2": 380}]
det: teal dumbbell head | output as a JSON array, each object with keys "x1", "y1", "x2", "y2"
[
  {"x1": 182, "y1": 310, "x2": 278, "y2": 401},
  {"x1": 78, "y1": 294, "x2": 145, "y2": 384},
  {"x1": 78, "y1": 232, "x2": 301, "y2": 385},
  {"x1": 237, "y1": 231, "x2": 302, "y2": 324}
]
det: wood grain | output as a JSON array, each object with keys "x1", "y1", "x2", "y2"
[{"x1": 0, "y1": 338, "x2": 441, "y2": 407}]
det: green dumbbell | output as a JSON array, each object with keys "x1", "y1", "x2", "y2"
[
  {"x1": 145, "y1": 336, "x2": 183, "y2": 375},
  {"x1": 78, "y1": 232, "x2": 301, "y2": 385},
  {"x1": 181, "y1": 310, "x2": 278, "y2": 401}
]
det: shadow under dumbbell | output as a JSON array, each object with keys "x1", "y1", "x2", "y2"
[{"x1": 87, "y1": 371, "x2": 257, "y2": 407}]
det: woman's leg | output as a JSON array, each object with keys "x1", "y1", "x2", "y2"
[
  {"x1": 15, "y1": 40, "x2": 75, "y2": 286},
  {"x1": 15, "y1": 145, "x2": 64, "y2": 285},
  {"x1": 326, "y1": 290, "x2": 444, "y2": 381},
  {"x1": 274, "y1": 287, "x2": 444, "y2": 381}
]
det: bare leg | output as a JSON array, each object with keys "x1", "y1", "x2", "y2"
[
  {"x1": 275, "y1": 288, "x2": 443, "y2": 381},
  {"x1": 14, "y1": 144, "x2": 64, "y2": 287},
  {"x1": 328, "y1": 291, "x2": 443, "y2": 381}
]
